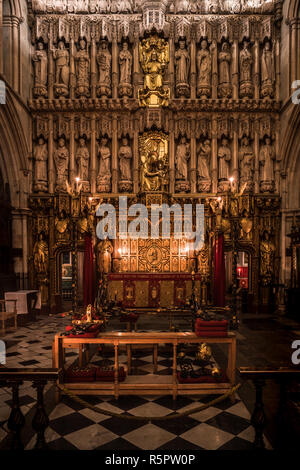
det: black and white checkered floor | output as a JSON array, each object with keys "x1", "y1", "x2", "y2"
[{"x1": 0, "y1": 316, "x2": 271, "y2": 450}]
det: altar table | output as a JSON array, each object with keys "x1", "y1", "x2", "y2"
[
  {"x1": 5, "y1": 290, "x2": 41, "y2": 316},
  {"x1": 53, "y1": 331, "x2": 236, "y2": 402}
]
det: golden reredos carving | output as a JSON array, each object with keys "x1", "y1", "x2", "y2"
[
  {"x1": 138, "y1": 35, "x2": 170, "y2": 108},
  {"x1": 139, "y1": 131, "x2": 169, "y2": 192}
]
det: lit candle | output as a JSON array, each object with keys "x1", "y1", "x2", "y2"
[{"x1": 75, "y1": 176, "x2": 80, "y2": 193}]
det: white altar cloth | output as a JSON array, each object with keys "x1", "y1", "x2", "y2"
[{"x1": 5, "y1": 290, "x2": 41, "y2": 315}]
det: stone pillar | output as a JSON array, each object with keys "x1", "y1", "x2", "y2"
[
  {"x1": 290, "y1": 19, "x2": 300, "y2": 86},
  {"x1": 190, "y1": 118, "x2": 197, "y2": 193},
  {"x1": 112, "y1": 32, "x2": 118, "y2": 100},
  {"x1": 133, "y1": 115, "x2": 139, "y2": 193},
  {"x1": 11, "y1": 16, "x2": 20, "y2": 92},
  {"x1": 211, "y1": 116, "x2": 218, "y2": 193},
  {"x1": 48, "y1": 24, "x2": 54, "y2": 100},
  {"x1": 169, "y1": 116, "x2": 175, "y2": 193},
  {"x1": 0, "y1": 0, "x2": 2, "y2": 74},
  {"x1": 211, "y1": 40, "x2": 218, "y2": 100},
  {"x1": 232, "y1": 40, "x2": 239, "y2": 100},
  {"x1": 48, "y1": 115, "x2": 54, "y2": 193},
  {"x1": 232, "y1": 115, "x2": 239, "y2": 184},
  {"x1": 254, "y1": 118, "x2": 260, "y2": 193},
  {"x1": 112, "y1": 117, "x2": 118, "y2": 193},
  {"x1": 168, "y1": 28, "x2": 175, "y2": 99},
  {"x1": 275, "y1": 116, "x2": 280, "y2": 193},
  {"x1": 254, "y1": 39, "x2": 260, "y2": 100},
  {"x1": 190, "y1": 31, "x2": 196, "y2": 100},
  {"x1": 91, "y1": 28, "x2": 97, "y2": 100},
  {"x1": 275, "y1": 38, "x2": 280, "y2": 102},
  {"x1": 91, "y1": 114, "x2": 96, "y2": 194},
  {"x1": 133, "y1": 29, "x2": 140, "y2": 99},
  {"x1": 70, "y1": 37, "x2": 75, "y2": 100},
  {"x1": 69, "y1": 115, "x2": 75, "y2": 184}
]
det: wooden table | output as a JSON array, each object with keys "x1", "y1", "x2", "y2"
[
  {"x1": 53, "y1": 331, "x2": 236, "y2": 402},
  {"x1": 0, "y1": 300, "x2": 17, "y2": 335}
]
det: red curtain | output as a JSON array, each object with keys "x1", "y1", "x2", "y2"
[
  {"x1": 213, "y1": 233, "x2": 225, "y2": 307},
  {"x1": 83, "y1": 234, "x2": 95, "y2": 307}
]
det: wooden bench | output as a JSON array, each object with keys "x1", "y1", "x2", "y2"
[{"x1": 0, "y1": 300, "x2": 17, "y2": 335}]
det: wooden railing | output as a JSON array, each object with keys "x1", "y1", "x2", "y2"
[
  {"x1": 239, "y1": 367, "x2": 300, "y2": 449},
  {"x1": 0, "y1": 368, "x2": 61, "y2": 450}
]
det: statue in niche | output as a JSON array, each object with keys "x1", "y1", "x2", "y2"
[
  {"x1": 32, "y1": 42, "x2": 48, "y2": 97},
  {"x1": 97, "y1": 40, "x2": 111, "y2": 97},
  {"x1": 97, "y1": 137, "x2": 111, "y2": 192},
  {"x1": 175, "y1": 40, "x2": 190, "y2": 97},
  {"x1": 175, "y1": 136, "x2": 190, "y2": 192},
  {"x1": 54, "y1": 137, "x2": 69, "y2": 192},
  {"x1": 119, "y1": 42, "x2": 133, "y2": 97},
  {"x1": 33, "y1": 233, "x2": 49, "y2": 273},
  {"x1": 261, "y1": 41, "x2": 275, "y2": 100},
  {"x1": 218, "y1": 138, "x2": 231, "y2": 191},
  {"x1": 175, "y1": 0, "x2": 191, "y2": 12},
  {"x1": 76, "y1": 137, "x2": 90, "y2": 183},
  {"x1": 34, "y1": 137, "x2": 48, "y2": 193},
  {"x1": 52, "y1": 41, "x2": 70, "y2": 97},
  {"x1": 116, "y1": 0, "x2": 132, "y2": 12},
  {"x1": 239, "y1": 137, "x2": 254, "y2": 191},
  {"x1": 119, "y1": 137, "x2": 133, "y2": 191},
  {"x1": 218, "y1": 42, "x2": 232, "y2": 98},
  {"x1": 97, "y1": 237, "x2": 113, "y2": 274},
  {"x1": 260, "y1": 230, "x2": 275, "y2": 285},
  {"x1": 55, "y1": 210, "x2": 69, "y2": 240},
  {"x1": 259, "y1": 137, "x2": 275, "y2": 193},
  {"x1": 98, "y1": 0, "x2": 110, "y2": 12},
  {"x1": 197, "y1": 139, "x2": 211, "y2": 192},
  {"x1": 240, "y1": 40, "x2": 253, "y2": 99},
  {"x1": 75, "y1": 38, "x2": 90, "y2": 97},
  {"x1": 197, "y1": 40, "x2": 212, "y2": 98},
  {"x1": 140, "y1": 133, "x2": 169, "y2": 192}
]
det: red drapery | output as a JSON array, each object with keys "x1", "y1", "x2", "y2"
[
  {"x1": 213, "y1": 233, "x2": 225, "y2": 307},
  {"x1": 83, "y1": 234, "x2": 95, "y2": 307}
]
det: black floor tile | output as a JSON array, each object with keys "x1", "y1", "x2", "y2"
[
  {"x1": 158, "y1": 437, "x2": 205, "y2": 450},
  {"x1": 218, "y1": 436, "x2": 254, "y2": 450},
  {"x1": 108, "y1": 395, "x2": 149, "y2": 411},
  {"x1": 155, "y1": 416, "x2": 200, "y2": 435},
  {"x1": 50, "y1": 412, "x2": 95, "y2": 436},
  {"x1": 206, "y1": 411, "x2": 250, "y2": 435},
  {"x1": 100, "y1": 416, "x2": 144, "y2": 436},
  {"x1": 152, "y1": 395, "x2": 195, "y2": 411},
  {"x1": 95, "y1": 437, "x2": 140, "y2": 450}
]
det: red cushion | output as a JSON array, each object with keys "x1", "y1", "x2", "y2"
[
  {"x1": 95, "y1": 366, "x2": 126, "y2": 382},
  {"x1": 195, "y1": 320, "x2": 228, "y2": 328},
  {"x1": 177, "y1": 371, "x2": 228, "y2": 383},
  {"x1": 65, "y1": 366, "x2": 96, "y2": 383},
  {"x1": 195, "y1": 331, "x2": 228, "y2": 337}
]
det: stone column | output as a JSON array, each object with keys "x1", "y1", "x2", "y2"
[
  {"x1": 133, "y1": 114, "x2": 139, "y2": 193},
  {"x1": 169, "y1": 115, "x2": 175, "y2": 193},
  {"x1": 254, "y1": 39, "x2": 260, "y2": 100},
  {"x1": 275, "y1": 117, "x2": 280, "y2": 193},
  {"x1": 91, "y1": 28, "x2": 97, "y2": 100},
  {"x1": 275, "y1": 38, "x2": 280, "y2": 102},
  {"x1": 70, "y1": 37, "x2": 75, "y2": 100},
  {"x1": 11, "y1": 16, "x2": 20, "y2": 92},
  {"x1": 90, "y1": 114, "x2": 96, "y2": 194},
  {"x1": 133, "y1": 28, "x2": 140, "y2": 99},
  {"x1": 232, "y1": 40, "x2": 239, "y2": 100},
  {"x1": 0, "y1": 0, "x2": 2, "y2": 74},
  {"x1": 48, "y1": 115, "x2": 54, "y2": 193},
  {"x1": 232, "y1": 115, "x2": 239, "y2": 184},
  {"x1": 254, "y1": 118, "x2": 260, "y2": 193},
  {"x1": 190, "y1": 118, "x2": 197, "y2": 193},
  {"x1": 211, "y1": 116, "x2": 218, "y2": 193},
  {"x1": 48, "y1": 23, "x2": 54, "y2": 100},
  {"x1": 211, "y1": 40, "x2": 218, "y2": 100},
  {"x1": 112, "y1": 116, "x2": 118, "y2": 193},
  {"x1": 190, "y1": 31, "x2": 196, "y2": 100},
  {"x1": 290, "y1": 19, "x2": 300, "y2": 86},
  {"x1": 168, "y1": 28, "x2": 175, "y2": 99},
  {"x1": 69, "y1": 115, "x2": 75, "y2": 184},
  {"x1": 112, "y1": 31, "x2": 118, "y2": 100}
]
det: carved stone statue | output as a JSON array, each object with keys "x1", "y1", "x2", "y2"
[
  {"x1": 119, "y1": 137, "x2": 133, "y2": 191},
  {"x1": 55, "y1": 210, "x2": 69, "y2": 240},
  {"x1": 175, "y1": 40, "x2": 190, "y2": 97},
  {"x1": 175, "y1": 136, "x2": 190, "y2": 192},
  {"x1": 54, "y1": 137, "x2": 69, "y2": 192},
  {"x1": 34, "y1": 137, "x2": 48, "y2": 192},
  {"x1": 261, "y1": 41, "x2": 275, "y2": 100},
  {"x1": 260, "y1": 230, "x2": 275, "y2": 285},
  {"x1": 32, "y1": 42, "x2": 48, "y2": 97},
  {"x1": 98, "y1": 0, "x2": 109, "y2": 13},
  {"x1": 197, "y1": 139, "x2": 211, "y2": 192},
  {"x1": 97, "y1": 40, "x2": 111, "y2": 97},
  {"x1": 75, "y1": 38, "x2": 90, "y2": 97},
  {"x1": 119, "y1": 42, "x2": 133, "y2": 97},
  {"x1": 240, "y1": 40, "x2": 253, "y2": 99},
  {"x1": 53, "y1": 41, "x2": 70, "y2": 97},
  {"x1": 97, "y1": 237, "x2": 113, "y2": 274},
  {"x1": 218, "y1": 42, "x2": 232, "y2": 98},
  {"x1": 140, "y1": 134, "x2": 169, "y2": 192},
  {"x1": 259, "y1": 137, "x2": 275, "y2": 192},
  {"x1": 218, "y1": 138, "x2": 231, "y2": 190},
  {"x1": 33, "y1": 233, "x2": 49, "y2": 273},
  {"x1": 175, "y1": 0, "x2": 191, "y2": 12},
  {"x1": 197, "y1": 40, "x2": 212, "y2": 98},
  {"x1": 116, "y1": 0, "x2": 132, "y2": 12},
  {"x1": 239, "y1": 136, "x2": 254, "y2": 191},
  {"x1": 97, "y1": 137, "x2": 111, "y2": 192},
  {"x1": 76, "y1": 137, "x2": 90, "y2": 185}
]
